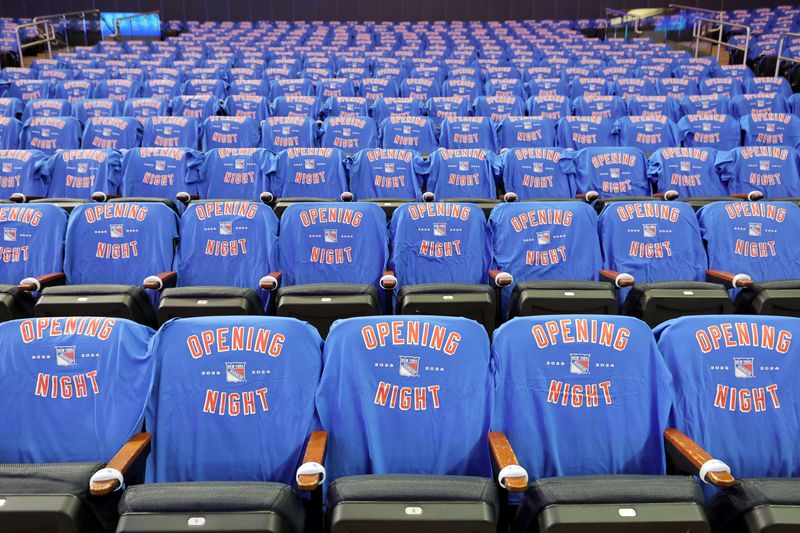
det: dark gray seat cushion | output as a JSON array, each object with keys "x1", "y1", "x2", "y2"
[
  {"x1": 38, "y1": 284, "x2": 157, "y2": 327},
  {"x1": 706, "y1": 477, "x2": 800, "y2": 533}
]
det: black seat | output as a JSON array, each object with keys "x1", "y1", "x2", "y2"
[
  {"x1": 275, "y1": 284, "x2": 380, "y2": 337},
  {"x1": 734, "y1": 280, "x2": 800, "y2": 317},
  {"x1": 706, "y1": 478, "x2": 800, "y2": 533},
  {"x1": 397, "y1": 283, "x2": 496, "y2": 332},
  {"x1": 0, "y1": 285, "x2": 35, "y2": 321},
  {"x1": 158, "y1": 286, "x2": 264, "y2": 324},
  {"x1": 36, "y1": 284, "x2": 159, "y2": 328},
  {"x1": 508, "y1": 280, "x2": 617, "y2": 318},
  {"x1": 117, "y1": 482, "x2": 306, "y2": 533},
  {"x1": 621, "y1": 281, "x2": 734, "y2": 325}
]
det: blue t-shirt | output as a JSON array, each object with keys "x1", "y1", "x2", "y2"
[
  {"x1": 201, "y1": 116, "x2": 261, "y2": 151},
  {"x1": 43, "y1": 149, "x2": 121, "y2": 199},
  {"x1": 473, "y1": 96, "x2": 525, "y2": 123},
  {"x1": 648, "y1": 147, "x2": 726, "y2": 197},
  {"x1": 169, "y1": 95, "x2": 221, "y2": 121},
  {"x1": 423, "y1": 148, "x2": 501, "y2": 199},
  {"x1": 268, "y1": 147, "x2": 348, "y2": 199},
  {"x1": 496, "y1": 117, "x2": 556, "y2": 150},
  {"x1": 616, "y1": 116, "x2": 680, "y2": 155},
  {"x1": 0, "y1": 98, "x2": 23, "y2": 119},
  {"x1": 740, "y1": 113, "x2": 800, "y2": 149},
  {"x1": 319, "y1": 116, "x2": 378, "y2": 154},
  {"x1": 526, "y1": 95, "x2": 571, "y2": 120},
  {"x1": 716, "y1": 146, "x2": 800, "y2": 199},
  {"x1": 439, "y1": 117, "x2": 497, "y2": 152},
  {"x1": 121, "y1": 147, "x2": 204, "y2": 199},
  {"x1": 625, "y1": 95, "x2": 681, "y2": 123},
  {"x1": 347, "y1": 148, "x2": 424, "y2": 200},
  {"x1": 141, "y1": 116, "x2": 198, "y2": 149},
  {"x1": 372, "y1": 97, "x2": 423, "y2": 127},
  {"x1": 731, "y1": 94, "x2": 789, "y2": 120},
  {"x1": 72, "y1": 99, "x2": 123, "y2": 124},
  {"x1": 201, "y1": 148, "x2": 273, "y2": 200},
  {"x1": 0, "y1": 203, "x2": 67, "y2": 283},
  {"x1": 270, "y1": 96, "x2": 323, "y2": 119},
  {"x1": 572, "y1": 96, "x2": 626, "y2": 119},
  {"x1": 556, "y1": 116, "x2": 617, "y2": 150},
  {"x1": 20, "y1": 116, "x2": 81, "y2": 155},
  {"x1": 81, "y1": 116, "x2": 142, "y2": 150},
  {"x1": 122, "y1": 98, "x2": 170, "y2": 121},
  {"x1": 566, "y1": 147, "x2": 650, "y2": 198},
  {"x1": 0, "y1": 149, "x2": 49, "y2": 197},
  {"x1": 22, "y1": 99, "x2": 71, "y2": 122},
  {"x1": 425, "y1": 96, "x2": 470, "y2": 127},
  {"x1": 261, "y1": 117, "x2": 317, "y2": 152},
  {"x1": 501, "y1": 147, "x2": 574, "y2": 199},
  {"x1": 0, "y1": 117, "x2": 21, "y2": 150},
  {"x1": 222, "y1": 95, "x2": 270, "y2": 123},
  {"x1": 677, "y1": 114, "x2": 742, "y2": 151},
  {"x1": 379, "y1": 116, "x2": 438, "y2": 154}
]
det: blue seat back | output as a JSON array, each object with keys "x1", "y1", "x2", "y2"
[
  {"x1": 261, "y1": 117, "x2": 317, "y2": 152},
  {"x1": 82, "y1": 116, "x2": 142, "y2": 151},
  {"x1": 555, "y1": 116, "x2": 616, "y2": 150},
  {"x1": 347, "y1": 148, "x2": 423, "y2": 200},
  {"x1": 677, "y1": 113, "x2": 742, "y2": 151},
  {"x1": 319, "y1": 116, "x2": 378, "y2": 153},
  {"x1": 0, "y1": 204, "x2": 67, "y2": 284},
  {"x1": 379, "y1": 116, "x2": 438, "y2": 154},
  {"x1": 141, "y1": 116, "x2": 198, "y2": 149},
  {"x1": 21, "y1": 117, "x2": 81, "y2": 155},
  {"x1": 43, "y1": 149, "x2": 121, "y2": 199},
  {"x1": 270, "y1": 147, "x2": 348, "y2": 199},
  {"x1": 496, "y1": 117, "x2": 556, "y2": 150},
  {"x1": 0, "y1": 149, "x2": 49, "y2": 197},
  {"x1": 424, "y1": 148, "x2": 501, "y2": 199},
  {"x1": 439, "y1": 117, "x2": 497, "y2": 151},
  {"x1": 716, "y1": 146, "x2": 800, "y2": 198},
  {"x1": 121, "y1": 147, "x2": 204, "y2": 198},
  {"x1": 201, "y1": 148, "x2": 272, "y2": 200},
  {"x1": 567, "y1": 147, "x2": 651, "y2": 198},
  {"x1": 647, "y1": 147, "x2": 727, "y2": 197}
]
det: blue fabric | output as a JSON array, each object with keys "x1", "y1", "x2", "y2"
[
  {"x1": 648, "y1": 147, "x2": 726, "y2": 197},
  {"x1": 0, "y1": 149, "x2": 49, "y2": 197},
  {"x1": 22, "y1": 99, "x2": 71, "y2": 122},
  {"x1": 269, "y1": 78, "x2": 314, "y2": 100},
  {"x1": 200, "y1": 117, "x2": 261, "y2": 151},
  {"x1": 277, "y1": 201, "x2": 388, "y2": 287},
  {"x1": 423, "y1": 148, "x2": 501, "y2": 199},
  {"x1": 716, "y1": 146, "x2": 800, "y2": 198},
  {"x1": 555, "y1": 116, "x2": 616, "y2": 150},
  {"x1": 142, "y1": 117, "x2": 199, "y2": 149},
  {"x1": 81, "y1": 116, "x2": 142, "y2": 151},
  {"x1": 64, "y1": 202, "x2": 177, "y2": 285},
  {"x1": 72, "y1": 99, "x2": 123, "y2": 124},
  {"x1": 731, "y1": 94, "x2": 789, "y2": 120},
  {"x1": 677, "y1": 114, "x2": 742, "y2": 151},
  {"x1": 500, "y1": 147, "x2": 574, "y2": 199},
  {"x1": 379, "y1": 116, "x2": 438, "y2": 153},
  {"x1": 566, "y1": 147, "x2": 650, "y2": 198},
  {"x1": 319, "y1": 116, "x2": 377, "y2": 153},
  {"x1": 680, "y1": 95, "x2": 732, "y2": 116},
  {"x1": 372, "y1": 97, "x2": 423, "y2": 127},
  {"x1": 625, "y1": 96, "x2": 681, "y2": 123},
  {"x1": 657, "y1": 78, "x2": 699, "y2": 98},
  {"x1": 183, "y1": 78, "x2": 227, "y2": 101},
  {"x1": 473, "y1": 96, "x2": 525, "y2": 123},
  {"x1": 228, "y1": 79, "x2": 270, "y2": 97},
  {"x1": 169, "y1": 95, "x2": 220, "y2": 121},
  {"x1": 496, "y1": 117, "x2": 556, "y2": 150},
  {"x1": 121, "y1": 147, "x2": 204, "y2": 199},
  {"x1": 9, "y1": 80, "x2": 51, "y2": 102},
  {"x1": 324, "y1": 97, "x2": 370, "y2": 118},
  {"x1": 698, "y1": 201, "x2": 800, "y2": 282},
  {"x1": 318, "y1": 315, "x2": 492, "y2": 481},
  {"x1": 0, "y1": 117, "x2": 21, "y2": 150},
  {"x1": 493, "y1": 315, "x2": 672, "y2": 480},
  {"x1": 527, "y1": 78, "x2": 569, "y2": 98},
  {"x1": 425, "y1": 96, "x2": 470, "y2": 127},
  {"x1": 53, "y1": 80, "x2": 93, "y2": 103},
  {"x1": 347, "y1": 148, "x2": 424, "y2": 200},
  {"x1": 201, "y1": 148, "x2": 273, "y2": 200},
  {"x1": 261, "y1": 117, "x2": 317, "y2": 152},
  {"x1": 569, "y1": 78, "x2": 610, "y2": 99},
  {"x1": 359, "y1": 78, "x2": 401, "y2": 101},
  {"x1": 122, "y1": 98, "x2": 170, "y2": 121},
  {"x1": 271, "y1": 96, "x2": 323, "y2": 119},
  {"x1": 526, "y1": 95, "x2": 571, "y2": 121},
  {"x1": 400, "y1": 78, "x2": 440, "y2": 100},
  {"x1": 43, "y1": 149, "x2": 121, "y2": 199},
  {"x1": 439, "y1": 117, "x2": 497, "y2": 151},
  {"x1": 93, "y1": 79, "x2": 141, "y2": 101},
  {"x1": 144, "y1": 316, "x2": 322, "y2": 483},
  {"x1": 699, "y1": 77, "x2": 743, "y2": 97},
  {"x1": 572, "y1": 96, "x2": 626, "y2": 119},
  {"x1": 20, "y1": 116, "x2": 81, "y2": 155},
  {"x1": 223, "y1": 95, "x2": 269, "y2": 123},
  {"x1": 0, "y1": 203, "x2": 67, "y2": 284},
  {"x1": 616, "y1": 116, "x2": 680, "y2": 155},
  {"x1": 0, "y1": 97, "x2": 23, "y2": 119},
  {"x1": 613, "y1": 78, "x2": 657, "y2": 98},
  {"x1": 741, "y1": 113, "x2": 800, "y2": 149},
  {"x1": 745, "y1": 77, "x2": 793, "y2": 98},
  {"x1": 268, "y1": 147, "x2": 348, "y2": 199},
  {"x1": 0, "y1": 317, "x2": 154, "y2": 463},
  {"x1": 143, "y1": 79, "x2": 181, "y2": 99},
  {"x1": 316, "y1": 79, "x2": 356, "y2": 100}
]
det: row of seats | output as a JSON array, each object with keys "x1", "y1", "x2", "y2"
[
  {"x1": 2, "y1": 199, "x2": 799, "y2": 335},
  {"x1": 3, "y1": 143, "x2": 800, "y2": 203},
  {"x1": 0, "y1": 312, "x2": 797, "y2": 533}
]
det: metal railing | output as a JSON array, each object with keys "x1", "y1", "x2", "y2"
[
  {"x1": 33, "y1": 9, "x2": 101, "y2": 53},
  {"x1": 111, "y1": 11, "x2": 160, "y2": 41},
  {"x1": 605, "y1": 8, "x2": 644, "y2": 39},
  {"x1": 668, "y1": 4, "x2": 725, "y2": 20},
  {"x1": 693, "y1": 16, "x2": 750, "y2": 64},
  {"x1": 775, "y1": 32, "x2": 800, "y2": 76},
  {"x1": 15, "y1": 20, "x2": 56, "y2": 68}
]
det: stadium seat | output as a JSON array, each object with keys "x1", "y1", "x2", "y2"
[
  {"x1": 0, "y1": 149, "x2": 49, "y2": 199},
  {"x1": 169, "y1": 95, "x2": 221, "y2": 121},
  {"x1": 347, "y1": 147, "x2": 423, "y2": 215},
  {"x1": 740, "y1": 113, "x2": 800, "y2": 149},
  {"x1": 319, "y1": 315, "x2": 505, "y2": 533},
  {"x1": 261, "y1": 116, "x2": 317, "y2": 151},
  {"x1": 143, "y1": 78, "x2": 181, "y2": 99},
  {"x1": 731, "y1": 93, "x2": 789, "y2": 120},
  {"x1": 72, "y1": 99, "x2": 123, "y2": 124},
  {"x1": 81, "y1": 117, "x2": 142, "y2": 151},
  {"x1": 93, "y1": 78, "x2": 141, "y2": 102},
  {"x1": 473, "y1": 95, "x2": 525, "y2": 122},
  {"x1": 223, "y1": 94, "x2": 270, "y2": 122},
  {"x1": 680, "y1": 94, "x2": 732, "y2": 116},
  {"x1": 319, "y1": 115, "x2": 377, "y2": 154},
  {"x1": 655, "y1": 314, "x2": 800, "y2": 533},
  {"x1": 422, "y1": 147, "x2": 501, "y2": 215},
  {"x1": 698, "y1": 200, "x2": 800, "y2": 317},
  {"x1": 40, "y1": 149, "x2": 121, "y2": 202},
  {"x1": 555, "y1": 116, "x2": 616, "y2": 150},
  {"x1": 115, "y1": 315, "x2": 325, "y2": 533},
  {"x1": 496, "y1": 116, "x2": 556, "y2": 150},
  {"x1": 565, "y1": 146, "x2": 651, "y2": 201},
  {"x1": 157, "y1": 200, "x2": 279, "y2": 323},
  {"x1": 201, "y1": 148, "x2": 272, "y2": 200},
  {"x1": 183, "y1": 78, "x2": 227, "y2": 101},
  {"x1": 647, "y1": 147, "x2": 731, "y2": 209},
  {"x1": 0, "y1": 316, "x2": 155, "y2": 533},
  {"x1": 379, "y1": 116, "x2": 437, "y2": 154},
  {"x1": 716, "y1": 146, "x2": 800, "y2": 199},
  {"x1": 0, "y1": 97, "x2": 23, "y2": 119},
  {"x1": 267, "y1": 147, "x2": 349, "y2": 215},
  {"x1": 371, "y1": 97, "x2": 423, "y2": 126},
  {"x1": 616, "y1": 115, "x2": 680, "y2": 155},
  {"x1": 572, "y1": 95, "x2": 626, "y2": 119},
  {"x1": 677, "y1": 114, "x2": 742, "y2": 151},
  {"x1": 271, "y1": 95, "x2": 322, "y2": 119},
  {"x1": 141, "y1": 116, "x2": 199, "y2": 149},
  {"x1": 8, "y1": 80, "x2": 51, "y2": 102},
  {"x1": 20, "y1": 116, "x2": 81, "y2": 155},
  {"x1": 21, "y1": 99, "x2": 71, "y2": 122},
  {"x1": 526, "y1": 94, "x2": 571, "y2": 120},
  {"x1": 200, "y1": 116, "x2": 261, "y2": 150},
  {"x1": 495, "y1": 314, "x2": 723, "y2": 533},
  {"x1": 122, "y1": 98, "x2": 170, "y2": 122},
  {"x1": 598, "y1": 200, "x2": 733, "y2": 326},
  {"x1": 53, "y1": 80, "x2": 93, "y2": 103},
  {"x1": 439, "y1": 116, "x2": 497, "y2": 151},
  {"x1": 626, "y1": 95, "x2": 681, "y2": 122},
  {"x1": 117, "y1": 147, "x2": 203, "y2": 207}
]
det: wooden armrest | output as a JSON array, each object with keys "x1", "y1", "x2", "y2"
[
  {"x1": 664, "y1": 428, "x2": 735, "y2": 488},
  {"x1": 653, "y1": 191, "x2": 679, "y2": 200},
  {"x1": 297, "y1": 430, "x2": 328, "y2": 491},
  {"x1": 380, "y1": 270, "x2": 397, "y2": 290},
  {"x1": 10, "y1": 193, "x2": 41, "y2": 203},
  {"x1": 706, "y1": 269, "x2": 754, "y2": 288},
  {"x1": 91, "y1": 191, "x2": 120, "y2": 202},
  {"x1": 599, "y1": 269, "x2": 634, "y2": 287},
  {"x1": 18, "y1": 272, "x2": 66, "y2": 292},
  {"x1": 175, "y1": 192, "x2": 199, "y2": 204},
  {"x1": 730, "y1": 191, "x2": 763, "y2": 201},
  {"x1": 259, "y1": 271, "x2": 281, "y2": 291},
  {"x1": 90, "y1": 432, "x2": 152, "y2": 496},
  {"x1": 488, "y1": 432, "x2": 528, "y2": 493},
  {"x1": 143, "y1": 271, "x2": 177, "y2": 291},
  {"x1": 577, "y1": 191, "x2": 599, "y2": 202},
  {"x1": 488, "y1": 269, "x2": 513, "y2": 287}
]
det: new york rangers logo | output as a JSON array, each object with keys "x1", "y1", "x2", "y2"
[
  {"x1": 536, "y1": 230, "x2": 550, "y2": 245},
  {"x1": 56, "y1": 345, "x2": 76, "y2": 367},
  {"x1": 533, "y1": 162, "x2": 544, "y2": 173},
  {"x1": 579, "y1": 123, "x2": 589, "y2": 132},
  {"x1": 226, "y1": 362, "x2": 246, "y2": 383},
  {"x1": 234, "y1": 159, "x2": 246, "y2": 170},
  {"x1": 458, "y1": 160, "x2": 470, "y2": 172},
  {"x1": 523, "y1": 121, "x2": 532, "y2": 130},
  {"x1": 221, "y1": 122, "x2": 231, "y2": 132},
  {"x1": 702, "y1": 122, "x2": 712, "y2": 132},
  {"x1": 644, "y1": 122, "x2": 654, "y2": 133},
  {"x1": 384, "y1": 162, "x2": 395, "y2": 173},
  {"x1": 163, "y1": 126, "x2": 173, "y2": 135},
  {"x1": 324, "y1": 229, "x2": 338, "y2": 242},
  {"x1": 759, "y1": 160, "x2": 771, "y2": 171},
  {"x1": 749, "y1": 223, "x2": 762, "y2": 237},
  {"x1": 102, "y1": 128, "x2": 112, "y2": 136},
  {"x1": 680, "y1": 160, "x2": 691, "y2": 172},
  {"x1": 77, "y1": 163, "x2": 88, "y2": 173},
  {"x1": 734, "y1": 357, "x2": 754, "y2": 379},
  {"x1": 399, "y1": 356, "x2": 420, "y2": 377},
  {"x1": 766, "y1": 123, "x2": 776, "y2": 133},
  {"x1": 281, "y1": 125, "x2": 292, "y2": 135},
  {"x1": 610, "y1": 168, "x2": 620, "y2": 179},
  {"x1": 110, "y1": 224, "x2": 123, "y2": 238},
  {"x1": 2, "y1": 162, "x2": 11, "y2": 173},
  {"x1": 433, "y1": 223, "x2": 447, "y2": 236},
  {"x1": 402, "y1": 125, "x2": 412, "y2": 134},
  {"x1": 155, "y1": 160, "x2": 166, "y2": 171},
  {"x1": 343, "y1": 127, "x2": 351, "y2": 136},
  {"x1": 304, "y1": 159, "x2": 315, "y2": 170},
  {"x1": 219, "y1": 222, "x2": 233, "y2": 235},
  {"x1": 643, "y1": 224, "x2": 657, "y2": 238},
  {"x1": 3, "y1": 228, "x2": 16, "y2": 241},
  {"x1": 460, "y1": 123, "x2": 470, "y2": 132},
  {"x1": 570, "y1": 353, "x2": 590, "y2": 375}
]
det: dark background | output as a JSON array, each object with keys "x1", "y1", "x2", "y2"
[{"x1": 0, "y1": 0, "x2": 783, "y2": 22}]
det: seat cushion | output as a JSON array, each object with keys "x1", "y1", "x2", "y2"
[
  {"x1": 161, "y1": 286, "x2": 261, "y2": 303},
  {"x1": 622, "y1": 281, "x2": 730, "y2": 316},
  {"x1": 327, "y1": 474, "x2": 498, "y2": 511},
  {"x1": 397, "y1": 283, "x2": 494, "y2": 299},
  {"x1": 0, "y1": 283, "x2": 35, "y2": 319},
  {"x1": 38, "y1": 284, "x2": 157, "y2": 327},
  {"x1": 513, "y1": 280, "x2": 614, "y2": 292},
  {"x1": 516, "y1": 475, "x2": 703, "y2": 531},
  {"x1": 119, "y1": 482, "x2": 305, "y2": 533},
  {"x1": 735, "y1": 280, "x2": 800, "y2": 313},
  {"x1": 276, "y1": 283, "x2": 378, "y2": 299},
  {"x1": 706, "y1": 478, "x2": 800, "y2": 532}
]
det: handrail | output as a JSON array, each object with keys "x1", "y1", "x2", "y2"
[
  {"x1": 32, "y1": 9, "x2": 100, "y2": 23},
  {"x1": 112, "y1": 11, "x2": 160, "y2": 40},
  {"x1": 33, "y1": 10, "x2": 100, "y2": 53},
  {"x1": 605, "y1": 8, "x2": 643, "y2": 39},
  {"x1": 668, "y1": 4, "x2": 725, "y2": 19},
  {"x1": 15, "y1": 21, "x2": 55, "y2": 68},
  {"x1": 775, "y1": 32, "x2": 800, "y2": 76},
  {"x1": 693, "y1": 16, "x2": 750, "y2": 64}
]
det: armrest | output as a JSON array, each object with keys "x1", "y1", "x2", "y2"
[
  {"x1": 18, "y1": 272, "x2": 66, "y2": 292},
  {"x1": 259, "y1": 191, "x2": 275, "y2": 204},
  {"x1": 503, "y1": 192, "x2": 518, "y2": 203},
  {"x1": 142, "y1": 271, "x2": 177, "y2": 291},
  {"x1": 175, "y1": 192, "x2": 199, "y2": 205},
  {"x1": 706, "y1": 270, "x2": 753, "y2": 289},
  {"x1": 91, "y1": 191, "x2": 120, "y2": 202},
  {"x1": 297, "y1": 430, "x2": 328, "y2": 491},
  {"x1": 653, "y1": 190, "x2": 679, "y2": 201},
  {"x1": 379, "y1": 270, "x2": 397, "y2": 290},
  {"x1": 422, "y1": 191, "x2": 435, "y2": 202},
  {"x1": 339, "y1": 191, "x2": 354, "y2": 202},
  {"x1": 664, "y1": 428, "x2": 735, "y2": 488},
  {"x1": 489, "y1": 269, "x2": 513, "y2": 288},
  {"x1": 576, "y1": 191, "x2": 599, "y2": 202},
  {"x1": 259, "y1": 272, "x2": 281, "y2": 291},
  {"x1": 488, "y1": 432, "x2": 528, "y2": 493},
  {"x1": 730, "y1": 191, "x2": 763, "y2": 201},
  {"x1": 90, "y1": 432, "x2": 152, "y2": 496},
  {"x1": 599, "y1": 269, "x2": 634, "y2": 288},
  {"x1": 10, "y1": 193, "x2": 41, "y2": 203}
]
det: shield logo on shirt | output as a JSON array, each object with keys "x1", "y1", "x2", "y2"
[
  {"x1": 324, "y1": 229, "x2": 338, "y2": 242},
  {"x1": 41, "y1": 129, "x2": 50, "y2": 138},
  {"x1": 579, "y1": 123, "x2": 589, "y2": 133},
  {"x1": 235, "y1": 159, "x2": 246, "y2": 170},
  {"x1": 443, "y1": 103, "x2": 453, "y2": 110},
  {"x1": 56, "y1": 345, "x2": 76, "y2": 367},
  {"x1": 343, "y1": 127, "x2": 351, "y2": 136},
  {"x1": 155, "y1": 160, "x2": 166, "y2": 171},
  {"x1": 219, "y1": 222, "x2": 233, "y2": 235},
  {"x1": 2, "y1": 162, "x2": 12, "y2": 173},
  {"x1": 536, "y1": 230, "x2": 550, "y2": 245},
  {"x1": 77, "y1": 162, "x2": 88, "y2": 173},
  {"x1": 680, "y1": 160, "x2": 692, "y2": 172},
  {"x1": 458, "y1": 160, "x2": 470, "y2": 172},
  {"x1": 102, "y1": 128, "x2": 112, "y2": 136},
  {"x1": 304, "y1": 159, "x2": 315, "y2": 170},
  {"x1": 546, "y1": 103, "x2": 555, "y2": 111},
  {"x1": 281, "y1": 125, "x2": 292, "y2": 135},
  {"x1": 523, "y1": 121, "x2": 532, "y2": 130},
  {"x1": 226, "y1": 361, "x2": 247, "y2": 383},
  {"x1": 647, "y1": 102, "x2": 657, "y2": 110},
  {"x1": 433, "y1": 223, "x2": 447, "y2": 236},
  {"x1": 460, "y1": 124, "x2": 470, "y2": 132},
  {"x1": 110, "y1": 224, "x2": 123, "y2": 238},
  {"x1": 402, "y1": 125, "x2": 412, "y2": 134},
  {"x1": 766, "y1": 123, "x2": 776, "y2": 133},
  {"x1": 384, "y1": 162, "x2": 395, "y2": 173},
  {"x1": 759, "y1": 160, "x2": 771, "y2": 171},
  {"x1": 533, "y1": 162, "x2": 544, "y2": 173},
  {"x1": 4, "y1": 228, "x2": 16, "y2": 241},
  {"x1": 399, "y1": 356, "x2": 421, "y2": 377},
  {"x1": 701, "y1": 122, "x2": 712, "y2": 132},
  {"x1": 643, "y1": 224, "x2": 657, "y2": 237},
  {"x1": 610, "y1": 168, "x2": 620, "y2": 179},
  {"x1": 221, "y1": 122, "x2": 231, "y2": 132},
  {"x1": 749, "y1": 222, "x2": 762, "y2": 237},
  {"x1": 570, "y1": 353, "x2": 590, "y2": 375},
  {"x1": 163, "y1": 126, "x2": 173, "y2": 135},
  {"x1": 734, "y1": 357, "x2": 754, "y2": 378},
  {"x1": 644, "y1": 123, "x2": 654, "y2": 133}
]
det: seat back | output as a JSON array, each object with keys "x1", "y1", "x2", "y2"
[
  {"x1": 680, "y1": 94, "x2": 731, "y2": 116},
  {"x1": 0, "y1": 204, "x2": 67, "y2": 285},
  {"x1": 496, "y1": 117, "x2": 556, "y2": 150},
  {"x1": 347, "y1": 148, "x2": 423, "y2": 200},
  {"x1": 567, "y1": 147, "x2": 650, "y2": 198},
  {"x1": 72, "y1": 99, "x2": 123, "y2": 124},
  {"x1": 717, "y1": 146, "x2": 800, "y2": 198},
  {"x1": 200, "y1": 116, "x2": 261, "y2": 151},
  {"x1": 169, "y1": 95, "x2": 220, "y2": 121},
  {"x1": 677, "y1": 113, "x2": 742, "y2": 151},
  {"x1": 526, "y1": 95, "x2": 571, "y2": 121},
  {"x1": 616, "y1": 116, "x2": 680, "y2": 155},
  {"x1": 379, "y1": 116, "x2": 438, "y2": 154},
  {"x1": 123, "y1": 99, "x2": 170, "y2": 122},
  {"x1": 21, "y1": 117, "x2": 81, "y2": 155},
  {"x1": 425, "y1": 148, "x2": 501, "y2": 200},
  {"x1": 175, "y1": 201, "x2": 278, "y2": 288},
  {"x1": 260, "y1": 117, "x2": 316, "y2": 152},
  {"x1": 319, "y1": 116, "x2": 378, "y2": 153},
  {"x1": 599, "y1": 200, "x2": 708, "y2": 282},
  {"x1": 572, "y1": 95, "x2": 626, "y2": 119},
  {"x1": 493, "y1": 315, "x2": 672, "y2": 479},
  {"x1": 732, "y1": 94, "x2": 788, "y2": 121},
  {"x1": 439, "y1": 117, "x2": 497, "y2": 151},
  {"x1": 223, "y1": 94, "x2": 270, "y2": 123},
  {"x1": 278, "y1": 202, "x2": 388, "y2": 286},
  {"x1": 145, "y1": 316, "x2": 322, "y2": 483},
  {"x1": 64, "y1": 202, "x2": 178, "y2": 285},
  {"x1": 425, "y1": 96, "x2": 469, "y2": 127},
  {"x1": 270, "y1": 95, "x2": 322, "y2": 118},
  {"x1": 0, "y1": 316, "x2": 154, "y2": 462},
  {"x1": 648, "y1": 147, "x2": 727, "y2": 198},
  {"x1": 555, "y1": 116, "x2": 616, "y2": 150},
  {"x1": 741, "y1": 113, "x2": 800, "y2": 149},
  {"x1": 326, "y1": 96, "x2": 369, "y2": 117},
  {"x1": 21, "y1": 99, "x2": 71, "y2": 122},
  {"x1": 698, "y1": 201, "x2": 800, "y2": 282},
  {"x1": 270, "y1": 147, "x2": 348, "y2": 199},
  {"x1": 473, "y1": 95, "x2": 525, "y2": 123},
  {"x1": 0, "y1": 149, "x2": 49, "y2": 198},
  {"x1": 655, "y1": 314, "x2": 800, "y2": 479},
  {"x1": 141, "y1": 116, "x2": 198, "y2": 149},
  {"x1": 43, "y1": 149, "x2": 121, "y2": 199},
  {"x1": 121, "y1": 147, "x2": 204, "y2": 199},
  {"x1": 372, "y1": 97, "x2": 423, "y2": 127},
  {"x1": 389, "y1": 202, "x2": 490, "y2": 287},
  {"x1": 318, "y1": 315, "x2": 492, "y2": 480},
  {"x1": 201, "y1": 148, "x2": 272, "y2": 200},
  {"x1": 82, "y1": 117, "x2": 142, "y2": 151}
]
